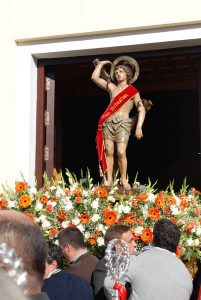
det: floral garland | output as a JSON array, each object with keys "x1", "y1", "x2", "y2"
[{"x1": 0, "y1": 170, "x2": 201, "y2": 262}]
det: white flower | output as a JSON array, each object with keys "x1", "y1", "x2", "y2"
[
  {"x1": 64, "y1": 200, "x2": 73, "y2": 211},
  {"x1": 117, "y1": 204, "x2": 124, "y2": 214},
  {"x1": 38, "y1": 215, "x2": 46, "y2": 222},
  {"x1": 134, "y1": 226, "x2": 143, "y2": 235},
  {"x1": 72, "y1": 217, "x2": 80, "y2": 225},
  {"x1": 147, "y1": 193, "x2": 155, "y2": 203},
  {"x1": 49, "y1": 186, "x2": 56, "y2": 191},
  {"x1": 41, "y1": 220, "x2": 51, "y2": 229},
  {"x1": 47, "y1": 200, "x2": 57, "y2": 208},
  {"x1": 195, "y1": 227, "x2": 201, "y2": 236},
  {"x1": 83, "y1": 190, "x2": 89, "y2": 197},
  {"x1": 122, "y1": 205, "x2": 131, "y2": 214},
  {"x1": 175, "y1": 196, "x2": 181, "y2": 206},
  {"x1": 55, "y1": 240, "x2": 59, "y2": 245},
  {"x1": 8, "y1": 201, "x2": 15, "y2": 208},
  {"x1": 194, "y1": 239, "x2": 200, "y2": 246},
  {"x1": 170, "y1": 205, "x2": 179, "y2": 215},
  {"x1": 187, "y1": 238, "x2": 194, "y2": 246},
  {"x1": 91, "y1": 200, "x2": 99, "y2": 209},
  {"x1": 107, "y1": 195, "x2": 116, "y2": 202},
  {"x1": 56, "y1": 188, "x2": 66, "y2": 198},
  {"x1": 36, "y1": 202, "x2": 43, "y2": 210},
  {"x1": 45, "y1": 191, "x2": 50, "y2": 198},
  {"x1": 97, "y1": 237, "x2": 104, "y2": 246},
  {"x1": 84, "y1": 231, "x2": 91, "y2": 239},
  {"x1": 91, "y1": 214, "x2": 101, "y2": 222},
  {"x1": 96, "y1": 224, "x2": 104, "y2": 231},
  {"x1": 29, "y1": 187, "x2": 37, "y2": 194},
  {"x1": 61, "y1": 221, "x2": 69, "y2": 228},
  {"x1": 77, "y1": 224, "x2": 84, "y2": 232}
]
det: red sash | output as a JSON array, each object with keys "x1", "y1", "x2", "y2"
[{"x1": 96, "y1": 85, "x2": 138, "y2": 176}]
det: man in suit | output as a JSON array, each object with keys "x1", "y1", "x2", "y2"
[
  {"x1": 104, "y1": 218, "x2": 193, "y2": 300},
  {"x1": 91, "y1": 224, "x2": 137, "y2": 300},
  {"x1": 42, "y1": 242, "x2": 94, "y2": 300},
  {"x1": 58, "y1": 226, "x2": 98, "y2": 283}
]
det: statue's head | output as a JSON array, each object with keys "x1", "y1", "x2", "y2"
[{"x1": 114, "y1": 64, "x2": 133, "y2": 84}]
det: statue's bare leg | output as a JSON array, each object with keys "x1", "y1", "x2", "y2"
[
  {"x1": 116, "y1": 142, "x2": 131, "y2": 190},
  {"x1": 104, "y1": 139, "x2": 114, "y2": 187}
]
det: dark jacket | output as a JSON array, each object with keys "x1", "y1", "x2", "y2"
[{"x1": 42, "y1": 270, "x2": 94, "y2": 300}]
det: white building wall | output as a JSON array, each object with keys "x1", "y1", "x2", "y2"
[{"x1": 0, "y1": 0, "x2": 201, "y2": 187}]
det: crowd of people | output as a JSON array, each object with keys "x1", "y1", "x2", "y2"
[{"x1": 0, "y1": 209, "x2": 200, "y2": 300}]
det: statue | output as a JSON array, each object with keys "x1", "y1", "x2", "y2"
[{"x1": 92, "y1": 56, "x2": 152, "y2": 190}]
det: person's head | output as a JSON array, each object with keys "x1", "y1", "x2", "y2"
[
  {"x1": 153, "y1": 218, "x2": 180, "y2": 253},
  {"x1": 44, "y1": 241, "x2": 64, "y2": 279},
  {"x1": 114, "y1": 64, "x2": 133, "y2": 84},
  {"x1": 0, "y1": 210, "x2": 48, "y2": 296},
  {"x1": 58, "y1": 227, "x2": 85, "y2": 261},
  {"x1": 104, "y1": 224, "x2": 136, "y2": 254}
]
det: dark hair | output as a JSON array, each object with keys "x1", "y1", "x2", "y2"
[
  {"x1": 58, "y1": 227, "x2": 85, "y2": 249},
  {"x1": 153, "y1": 218, "x2": 180, "y2": 253},
  {"x1": 47, "y1": 241, "x2": 64, "y2": 270},
  {"x1": 0, "y1": 220, "x2": 47, "y2": 284},
  {"x1": 104, "y1": 224, "x2": 131, "y2": 246},
  {"x1": 114, "y1": 64, "x2": 133, "y2": 84}
]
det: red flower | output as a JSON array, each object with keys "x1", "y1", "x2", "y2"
[
  {"x1": 49, "y1": 228, "x2": 58, "y2": 237},
  {"x1": 40, "y1": 194, "x2": 48, "y2": 204},
  {"x1": 23, "y1": 212, "x2": 34, "y2": 221},
  {"x1": 46, "y1": 204, "x2": 53, "y2": 212},
  {"x1": 57, "y1": 210, "x2": 67, "y2": 221},
  {"x1": 176, "y1": 246, "x2": 182, "y2": 257},
  {"x1": 75, "y1": 197, "x2": 82, "y2": 203}
]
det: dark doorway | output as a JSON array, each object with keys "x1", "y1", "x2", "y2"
[{"x1": 38, "y1": 47, "x2": 201, "y2": 190}]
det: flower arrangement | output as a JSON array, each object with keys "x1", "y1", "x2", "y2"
[{"x1": 0, "y1": 170, "x2": 201, "y2": 262}]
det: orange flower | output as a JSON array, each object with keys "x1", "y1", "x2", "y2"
[
  {"x1": 137, "y1": 193, "x2": 148, "y2": 202},
  {"x1": 148, "y1": 208, "x2": 161, "y2": 220},
  {"x1": 164, "y1": 207, "x2": 170, "y2": 215},
  {"x1": 23, "y1": 212, "x2": 34, "y2": 221},
  {"x1": 73, "y1": 187, "x2": 82, "y2": 197},
  {"x1": 49, "y1": 228, "x2": 58, "y2": 237},
  {"x1": 176, "y1": 245, "x2": 182, "y2": 257},
  {"x1": 15, "y1": 181, "x2": 27, "y2": 193},
  {"x1": 50, "y1": 197, "x2": 56, "y2": 202},
  {"x1": 0, "y1": 200, "x2": 8, "y2": 208},
  {"x1": 75, "y1": 197, "x2": 82, "y2": 203},
  {"x1": 191, "y1": 187, "x2": 201, "y2": 195},
  {"x1": 179, "y1": 198, "x2": 188, "y2": 210},
  {"x1": 40, "y1": 194, "x2": 48, "y2": 204},
  {"x1": 124, "y1": 213, "x2": 136, "y2": 224},
  {"x1": 94, "y1": 187, "x2": 108, "y2": 198},
  {"x1": 137, "y1": 218, "x2": 143, "y2": 225},
  {"x1": 87, "y1": 236, "x2": 97, "y2": 245},
  {"x1": 64, "y1": 188, "x2": 71, "y2": 196},
  {"x1": 165, "y1": 195, "x2": 176, "y2": 206},
  {"x1": 169, "y1": 217, "x2": 177, "y2": 224},
  {"x1": 79, "y1": 213, "x2": 90, "y2": 224},
  {"x1": 141, "y1": 228, "x2": 153, "y2": 243},
  {"x1": 46, "y1": 204, "x2": 53, "y2": 212},
  {"x1": 19, "y1": 195, "x2": 32, "y2": 208},
  {"x1": 155, "y1": 195, "x2": 165, "y2": 208},
  {"x1": 184, "y1": 221, "x2": 196, "y2": 233},
  {"x1": 104, "y1": 210, "x2": 117, "y2": 225},
  {"x1": 57, "y1": 210, "x2": 67, "y2": 221}
]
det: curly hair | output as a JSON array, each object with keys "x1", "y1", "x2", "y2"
[
  {"x1": 153, "y1": 218, "x2": 180, "y2": 253},
  {"x1": 114, "y1": 64, "x2": 133, "y2": 84},
  {"x1": 47, "y1": 241, "x2": 64, "y2": 270}
]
